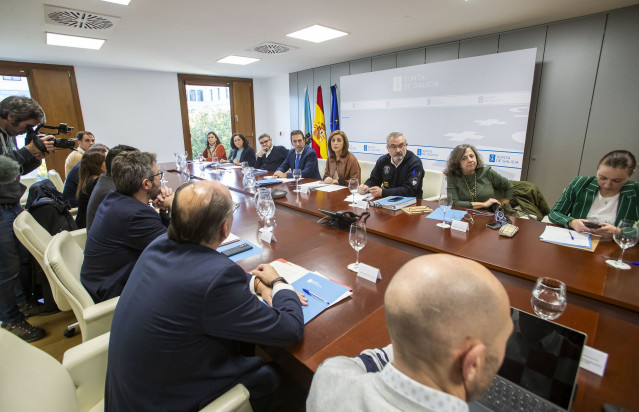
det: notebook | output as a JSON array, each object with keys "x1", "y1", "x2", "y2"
[{"x1": 469, "y1": 308, "x2": 586, "y2": 412}]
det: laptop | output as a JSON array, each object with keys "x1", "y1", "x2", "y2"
[{"x1": 469, "y1": 307, "x2": 587, "y2": 412}]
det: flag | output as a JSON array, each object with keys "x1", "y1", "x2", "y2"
[
  {"x1": 312, "y1": 86, "x2": 328, "y2": 159},
  {"x1": 330, "y1": 84, "x2": 339, "y2": 132},
  {"x1": 304, "y1": 86, "x2": 313, "y2": 140}
]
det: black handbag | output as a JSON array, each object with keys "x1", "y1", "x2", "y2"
[{"x1": 318, "y1": 209, "x2": 370, "y2": 231}]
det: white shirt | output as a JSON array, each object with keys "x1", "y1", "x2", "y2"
[
  {"x1": 381, "y1": 363, "x2": 469, "y2": 412},
  {"x1": 587, "y1": 191, "x2": 619, "y2": 225}
]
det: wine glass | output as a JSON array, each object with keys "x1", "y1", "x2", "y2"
[
  {"x1": 293, "y1": 168, "x2": 302, "y2": 192},
  {"x1": 531, "y1": 277, "x2": 567, "y2": 320},
  {"x1": 197, "y1": 154, "x2": 205, "y2": 171},
  {"x1": 348, "y1": 222, "x2": 367, "y2": 272},
  {"x1": 348, "y1": 178, "x2": 359, "y2": 207},
  {"x1": 211, "y1": 156, "x2": 219, "y2": 172},
  {"x1": 437, "y1": 193, "x2": 452, "y2": 228},
  {"x1": 606, "y1": 219, "x2": 638, "y2": 270},
  {"x1": 160, "y1": 165, "x2": 168, "y2": 187}
]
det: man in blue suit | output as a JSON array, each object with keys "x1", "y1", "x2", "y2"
[
  {"x1": 273, "y1": 130, "x2": 321, "y2": 179},
  {"x1": 106, "y1": 180, "x2": 306, "y2": 412}
]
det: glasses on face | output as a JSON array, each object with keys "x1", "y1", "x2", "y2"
[
  {"x1": 259, "y1": 140, "x2": 270, "y2": 146},
  {"x1": 388, "y1": 143, "x2": 406, "y2": 151},
  {"x1": 232, "y1": 202, "x2": 240, "y2": 213},
  {"x1": 149, "y1": 171, "x2": 164, "y2": 181}
]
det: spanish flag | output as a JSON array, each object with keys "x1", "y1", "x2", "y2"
[{"x1": 312, "y1": 86, "x2": 328, "y2": 159}]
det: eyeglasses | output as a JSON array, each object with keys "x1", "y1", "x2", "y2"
[
  {"x1": 232, "y1": 202, "x2": 240, "y2": 213},
  {"x1": 388, "y1": 143, "x2": 406, "y2": 151},
  {"x1": 149, "y1": 171, "x2": 164, "y2": 180}
]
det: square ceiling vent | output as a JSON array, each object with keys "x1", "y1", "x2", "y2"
[{"x1": 44, "y1": 5, "x2": 120, "y2": 33}]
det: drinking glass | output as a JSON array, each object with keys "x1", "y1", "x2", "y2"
[
  {"x1": 175, "y1": 152, "x2": 187, "y2": 170},
  {"x1": 606, "y1": 219, "x2": 638, "y2": 270},
  {"x1": 531, "y1": 277, "x2": 567, "y2": 320},
  {"x1": 211, "y1": 156, "x2": 219, "y2": 172},
  {"x1": 348, "y1": 222, "x2": 367, "y2": 272},
  {"x1": 241, "y1": 161, "x2": 249, "y2": 173},
  {"x1": 293, "y1": 168, "x2": 302, "y2": 192},
  {"x1": 197, "y1": 154, "x2": 205, "y2": 171},
  {"x1": 348, "y1": 178, "x2": 359, "y2": 207},
  {"x1": 256, "y1": 198, "x2": 275, "y2": 226},
  {"x1": 160, "y1": 165, "x2": 168, "y2": 187},
  {"x1": 437, "y1": 193, "x2": 452, "y2": 228}
]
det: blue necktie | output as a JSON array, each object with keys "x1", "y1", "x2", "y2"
[{"x1": 295, "y1": 153, "x2": 300, "y2": 170}]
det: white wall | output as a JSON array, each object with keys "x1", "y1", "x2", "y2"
[
  {"x1": 74, "y1": 67, "x2": 184, "y2": 163},
  {"x1": 254, "y1": 74, "x2": 291, "y2": 149}
]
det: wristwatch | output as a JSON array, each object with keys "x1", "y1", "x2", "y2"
[{"x1": 270, "y1": 277, "x2": 288, "y2": 287}]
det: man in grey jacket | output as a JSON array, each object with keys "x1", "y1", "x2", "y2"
[{"x1": 307, "y1": 254, "x2": 513, "y2": 411}]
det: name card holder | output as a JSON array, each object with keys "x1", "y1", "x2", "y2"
[
  {"x1": 451, "y1": 219, "x2": 469, "y2": 232},
  {"x1": 355, "y1": 200, "x2": 369, "y2": 209},
  {"x1": 299, "y1": 185, "x2": 310, "y2": 194},
  {"x1": 357, "y1": 263, "x2": 381, "y2": 283},
  {"x1": 259, "y1": 227, "x2": 276, "y2": 243}
]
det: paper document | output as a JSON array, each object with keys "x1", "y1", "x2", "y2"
[
  {"x1": 426, "y1": 207, "x2": 467, "y2": 222},
  {"x1": 540, "y1": 226, "x2": 591, "y2": 248},
  {"x1": 220, "y1": 233, "x2": 240, "y2": 246},
  {"x1": 344, "y1": 193, "x2": 372, "y2": 203}
]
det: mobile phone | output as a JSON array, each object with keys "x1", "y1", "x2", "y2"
[
  {"x1": 584, "y1": 221, "x2": 602, "y2": 229},
  {"x1": 222, "y1": 243, "x2": 253, "y2": 257},
  {"x1": 387, "y1": 196, "x2": 403, "y2": 202}
]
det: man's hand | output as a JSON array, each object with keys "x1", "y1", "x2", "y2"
[
  {"x1": 153, "y1": 187, "x2": 174, "y2": 210},
  {"x1": 251, "y1": 263, "x2": 281, "y2": 286},
  {"x1": 273, "y1": 170, "x2": 287, "y2": 178},
  {"x1": 258, "y1": 147, "x2": 266, "y2": 157},
  {"x1": 27, "y1": 135, "x2": 54, "y2": 159},
  {"x1": 358, "y1": 184, "x2": 369, "y2": 195},
  {"x1": 369, "y1": 186, "x2": 383, "y2": 198}
]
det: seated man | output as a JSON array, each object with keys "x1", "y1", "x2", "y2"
[
  {"x1": 307, "y1": 254, "x2": 513, "y2": 411},
  {"x1": 273, "y1": 129, "x2": 321, "y2": 180},
  {"x1": 255, "y1": 133, "x2": 288, "y2": 172},
  {"x1": 358, "y1": 132, "x2": 424, "y2": 198},
  {"x1": 81, "y1": 151, "x2": 172, "y2": 303},
  {"x1": 106, "y1": 180, "x2": 306, "y2": 412},
  {"x1": 64, "y1": 131, "x2": 94, "y2": 176},
  {"x1": 86, "y1": 144, "x2": 138, "y2": 231}
]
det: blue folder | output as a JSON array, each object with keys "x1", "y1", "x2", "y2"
[{"x1": 291, "y1": 273, "x2": 350, "y2": 324}]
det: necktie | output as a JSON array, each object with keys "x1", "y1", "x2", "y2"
[{"x1": 295, "y1": 153, "x2": 300, "y2": 170}]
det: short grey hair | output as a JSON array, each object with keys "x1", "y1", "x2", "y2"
[
  {"x1": 386, "y1": 132, "x2": 406, "y2": 144},
  {"x1": 0, "y1": 96, "x2": 46, "y2": 124},
  {"x1": 112, "y1": 151, "x2": 156, "y2": 196},
  {"x1": 258, "y1": 133, "x2": 271, "y2": 141}
]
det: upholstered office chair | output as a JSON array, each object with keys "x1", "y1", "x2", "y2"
[
  {"x1": 48, "y1": 169, "x2": 65, "y2": 192},
  {"x1": 317, "y1": 158, "x2": 326, "y2": 177},
  {"x1": 359, "y1": 160, "x2": 375, "y2": 184},
  {"x1": 43, "y1": 231, "x2": 118, "y2": 342},
  {"x1": 20, "y1": 176, "x2": 37, "y2": 205},
  {"x1": 0, "y1": 329, "x2": 109, "y2": 412},
  {"x1": 422, "y1": 169, "x2": 445, "y2": 201}
]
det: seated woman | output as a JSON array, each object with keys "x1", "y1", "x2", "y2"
[
  {"x1": 323, "y1": 130, "x2": 361, "y2": 185},
  {"x1": 201, "y1": 131, "x2": 227, "y2": 161},
  {"x1": 76, "y1": 149, "x2": 107, "y2": 229},
  {"x1": 223, "y1": 133, "x2": 256, "y2": 167},
  {"x1": 444, "y1": 144, "x2": 514, "y2": 210},
  {"x1": 549, "y1": 150, "x2": 638, "y2": 238}
]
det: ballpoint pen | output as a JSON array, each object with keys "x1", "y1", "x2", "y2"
[
  {"x1": 303, "y1": 288, "x2": 330, "y2": 305},
  {"x1": 568, "y1": 230, "x2": 575, "y2": 240}
]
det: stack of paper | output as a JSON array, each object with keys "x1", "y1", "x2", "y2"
[
  {"x1": 540, "y1": 226, "x2": 592, "y2": 249},
  {"x1": 344, "y1": 193, "x2": 372, "y2": 203}
]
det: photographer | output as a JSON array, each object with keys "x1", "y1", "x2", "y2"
[{"x1": 0, "y1": 96, "x2": 54, "y2": 342}]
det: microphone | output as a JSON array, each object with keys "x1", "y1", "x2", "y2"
[{"x1": 0, "y1": 155, "x2": 21, "y2": 184}]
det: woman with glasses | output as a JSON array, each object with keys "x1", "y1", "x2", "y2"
[
  {"x1": 444, "y1": 144, "x2": 513, "y2": 211},
  {"x1": 222, "y1": 133, "x2": 256, "y2": 167},
  {"x1": 202, "y1": 131, "x2": 227, "y2": 162},
  {"x1": 549, "y1": 150, "x2": 638, "y2": 239},
  {"x1": 323, "y1": 130, "x2": 361, "y2": 185}
]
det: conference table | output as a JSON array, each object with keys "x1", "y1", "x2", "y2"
[{"x1": 164, "y1": 164, "x2": 639, "y2": 411}]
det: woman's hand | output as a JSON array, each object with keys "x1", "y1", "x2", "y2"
[
  {"x1": 324, "y1": 177, "x2": 335, "y2": 184},
  {"x1": 482, "y1": 198, "x2": 500, "y2": 209},
  {"x1": 568, "y1": 219, "x2": 589, "y2": 233},
  {"x1": 591, "y1": 222, "x2": 617, "y2": 239},
  {"x1": 233, "y1": 160, "x2": 241, "y2": 166}
]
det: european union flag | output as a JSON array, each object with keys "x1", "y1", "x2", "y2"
[{"x1": 330, "y1": 85, "x2": 339, "y2": 132}]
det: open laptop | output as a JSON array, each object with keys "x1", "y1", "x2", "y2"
[{"x1": 469, "y1": 307, "x2": 587, "y2": 412}]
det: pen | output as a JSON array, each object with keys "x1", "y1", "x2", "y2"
[
  {"x1": 303, "y1": 288, "x2": 330, "y2": 305},
  {"x1": 568, "y1": 230, "x2": 575, "y2": 240},
  {"x1": 600, "y1": 255, "x2": 639, "y2": 266}
]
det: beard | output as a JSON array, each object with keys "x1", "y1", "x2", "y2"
[
  {"x1": 147, "y1": 179, "x2": 161, "y2": 201},
  {"x1": 392, "y1": 153, "x2": 405, "y2": 164}
]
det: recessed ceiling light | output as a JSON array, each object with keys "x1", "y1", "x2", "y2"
[
  {"x1": 217, "y1": 56, "x2": 260, "y2": 65},
  {"x1": 46, "y1": 33, "x2": 105, "y2": 50},
  {"x1": 286, "y1": 25, "x2": 348, "y2": 43},
  {"x1": 99, "y1": 0, "x2": 131, "y2": 5}
]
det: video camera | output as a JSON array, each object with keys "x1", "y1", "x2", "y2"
[{"x1": 25, "y1": 123, "x2": 76, "y2": 152}]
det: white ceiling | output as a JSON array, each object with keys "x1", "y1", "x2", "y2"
[{"x1": 2, "y1": 0, "x2": 639, "y2": 79}]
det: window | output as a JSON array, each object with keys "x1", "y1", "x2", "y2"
[
  {"x1": 189, "y1": 89, "x2": 196, "y2": 101},
  {"x1": 197, "y1": 90, "x2": 203, "y2": 101},
  {"x1": 2, "y1": 76, "x2": 22, "y2": 81}
]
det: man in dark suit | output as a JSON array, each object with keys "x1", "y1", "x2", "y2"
[
  {"x1": 81, "y1": 151, "x2": 173, "y2": 303},
  {"x1": 255, "y1": 133, "x2": 288, "y2": 172},
  {"x1": 273, "y1": 130, "x2": 321, "y2": 179},
  {"x1": 106, "y1": 180, "x2": 306, "y2": 412}
]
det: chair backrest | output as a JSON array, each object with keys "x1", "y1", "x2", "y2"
[
  {"x1": 317, "y1": 158, "x2": 327, "y2": 177},
  {"x1": 422, "y1": 169, "x2": 445, "y2": 200},
  {"x1": 63, "y1": 332, "x2": 110, "y2": 412},
  {"x1": 0, "y1": 329, "x2": 80, "y2": 412},
  {"x1": 359, "y1": 160, "x2": 376, "y2": 184},
  {"x1": 48, "y1": 169, "x2": 65, "y2": 192},
  {"x1": 45, "y1": 231, "x2": 95, "y2": 310}
]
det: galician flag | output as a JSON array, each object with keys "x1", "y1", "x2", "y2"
[
  {"x1": 304, "y1": 86, "x2": 312, "y2": 138},
  {"x1": 312, "y1": 85, "x2": 328, "y2": 159}
]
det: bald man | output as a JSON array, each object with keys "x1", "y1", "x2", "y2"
[
  {"x1": 307, "y1": 254, "x2": 512, "y2": 411},
  {"x1": 106, "y1": 181, "x2": 306, "y2": 412}
]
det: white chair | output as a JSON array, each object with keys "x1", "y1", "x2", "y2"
[
  {"x1": 422, "y1": 169, "x2": 445, "y2": 201},
  {"x1": 43, "y1": 231, "x2": 118, "y2": 342},
  {"x1": 48, "y1": 169, "x2": 65, "y2": 192},
  {"x1": 359, "y1": 160, "x2": 376, "y2": 184},
  {"x1": 317, "y1": 158, "x2": 326, "y2": 177},
  {"x1": 20, "y1": 176, "x2": 37, "y2": 205},
  {"x1": 0, "y1": 329, "x2": 109, "y2": 412}
]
